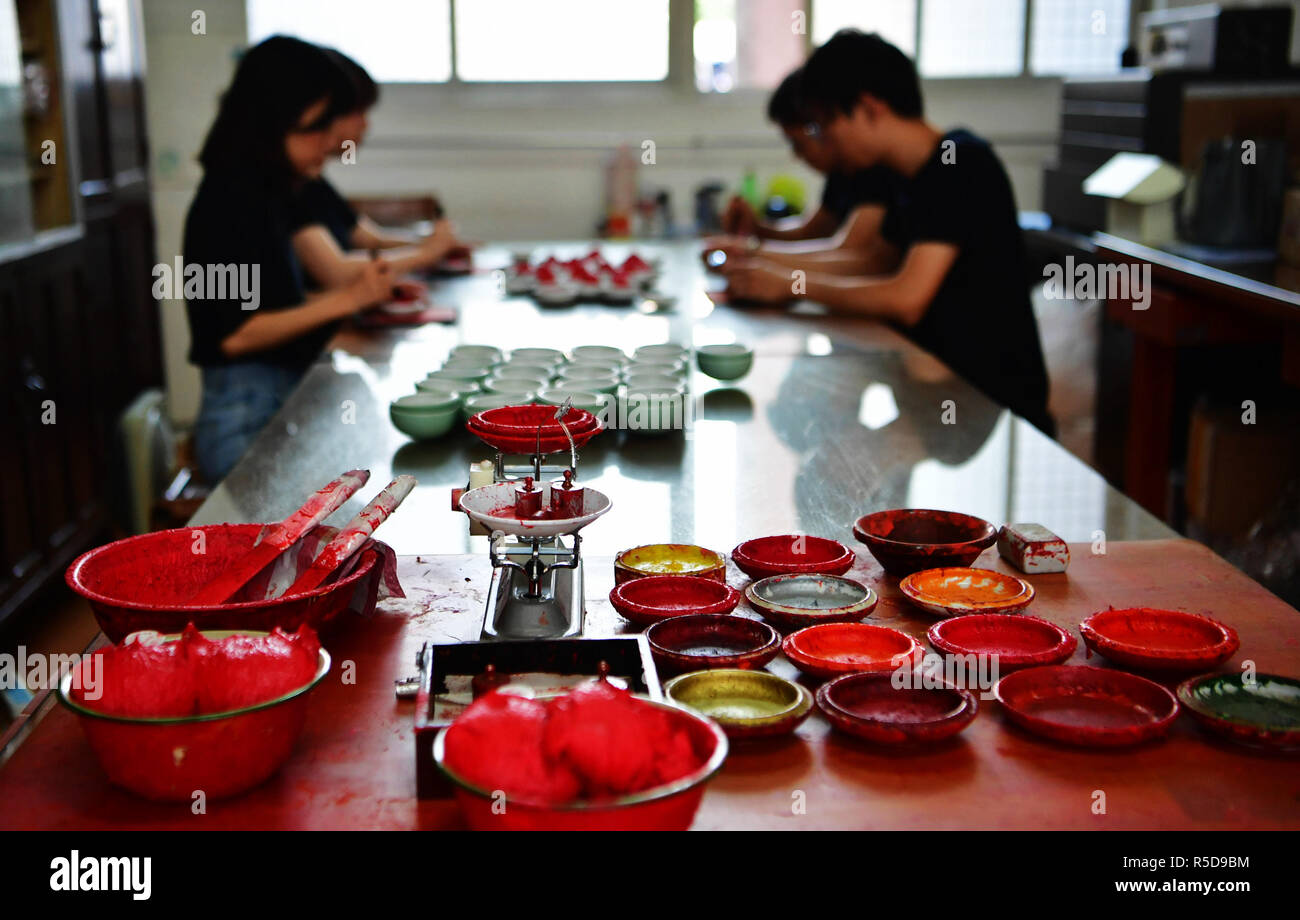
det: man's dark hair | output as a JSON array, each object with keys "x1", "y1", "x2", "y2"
[
  {"x1": 199, "y1": 35, "x2": 342, "y2": 179},
  {"x1": 767, "y1": 67, "x2": 812, "y2": 127},
  {"x1": 802, "y1": 29, "x2": 924, "y2": 119},
  {"x1": 326, "y1": 47, "x2": 380, "y2": 114}
]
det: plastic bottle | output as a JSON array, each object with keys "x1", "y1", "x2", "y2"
[
  {"x1": 605, "y1": 145, "x2": 638, "y2": 239},
  {"x1": 740, "y1": 166, "x2": 761, "y2": 211}
]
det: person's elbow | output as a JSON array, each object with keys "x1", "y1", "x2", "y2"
[
  {"x1": 219, "y1": 325, "x2": 256, "y2": 359},
  {"x1": 302, "y1": 258, "x2": 351, "y2": 290},
  {"x1": 887, "y1": 280, "x2": 931, "y2": 328}
]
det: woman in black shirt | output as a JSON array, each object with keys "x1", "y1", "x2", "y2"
[
  {"x1": 184, "y1": 36, "x2": 393, "y2": 483},
  {"x1": 292, "y1": 49, "x2": 462, "y2": 289}
]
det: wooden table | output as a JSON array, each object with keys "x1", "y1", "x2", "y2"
[{"x1": 2, "y1": 539, "x2": 1297, "y2": 830}]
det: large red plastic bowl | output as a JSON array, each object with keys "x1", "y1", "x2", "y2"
[
  {"x1": 433, "y1": 698, "x2": 728, "y2": 830},
  {"x1": 66, "y1": 523, "x2": 382, "y2": 642},
  {"x1": 57, "y1": 630, "x2": 330, "y2": 801}
]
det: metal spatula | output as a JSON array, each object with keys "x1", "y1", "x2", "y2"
[
  {"x1": 186, "y1": 469, "x2": 371, "y2": 605},
  {"x1": 281, "y1": 475, "x2": 417, "y2": 597}
]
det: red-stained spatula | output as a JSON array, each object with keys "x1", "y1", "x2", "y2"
[
  {"x1": 281, "y1": 475, "x2": 417, "y2": 597},
  {"x1": 186, "y1": 469, "x2": 371, "y2": 605}
]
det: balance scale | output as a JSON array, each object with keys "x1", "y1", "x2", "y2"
[{"x1": 455, "y1": 405, "x2": 611, "y2": 640}]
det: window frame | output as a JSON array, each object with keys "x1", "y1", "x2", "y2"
[{"x1": 244, "y1": 0, "x2": 1137, "y2": 95}]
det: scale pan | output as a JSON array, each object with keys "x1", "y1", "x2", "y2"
[
  {"x1": 466, "y1": 422, "x2": 603, "y2": 456},
  {"x1": 459, "y1": 481, "x2": 612, "y2": 538}
]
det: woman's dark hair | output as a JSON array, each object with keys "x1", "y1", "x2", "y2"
[
  {"x1": 802, "y1": 29, "x2": 924, "y2": 119},
  {"x1": 767, "y1": 67, "x2": 812, "y2": 128},
  {"x1": 199, "y1": 35, "x2": 341, "y2": 178},
  {"x1": 325, "y1": 48, "x2": 380, "y2": 114}
]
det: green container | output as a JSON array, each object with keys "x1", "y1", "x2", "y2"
[
  {"x1": 696, "y1": 344, "x2": 753, "y2": 381},
  {"x1": 390, "y1": 402, "x2": 459, "y2": 440}
]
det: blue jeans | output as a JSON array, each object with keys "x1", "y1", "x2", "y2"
[{"x1": 193, "y1": 363, "x2": 303, "y2": 484}]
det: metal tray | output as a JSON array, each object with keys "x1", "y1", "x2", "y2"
[{"x1": 408, "y1": 636, "x2": 662, "y2": 798}]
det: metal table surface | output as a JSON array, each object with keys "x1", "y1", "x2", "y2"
[
  {"x1": 190, "y1": 242, "x2": 1172, "y2": 552},
  {"x1": 8, "y1": 243, "x2": 1296, "y2": 833}
]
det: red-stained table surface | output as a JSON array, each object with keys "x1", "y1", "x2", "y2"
[{"x1": 2, "y1": 539, "x2": 1298, "y2": 830}]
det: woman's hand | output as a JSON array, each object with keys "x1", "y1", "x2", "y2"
[
  {"x1": 391, "y1": 279, "x2": 428, "y2": 302},
  {"x1": 349, "y1": 257, "x2": 395, "y2": 309},
  {"x1": 419, "y1": 218, "x2": 462, "y2": 263}
]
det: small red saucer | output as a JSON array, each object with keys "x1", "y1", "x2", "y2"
[
  {"x1": 1078, "y1": 608, "x2": 1239, "y2": 672},
  {"x1": 645, "y1": 614, "x2": 781, "y2": 674},
  {"x1": 816, "y1": 672, "x2": 978, "y2": 744},
  {"x1": 994, "y1": 665, "x2": 1179, "y2": 747},
  {"x1": 900, "y1": 567, "x2": 1034, "y2": 618},
  {"x1": 1176, "y1": 672, "x2": 1300, "y2": 752},
  {"x1": 730, "y1": 535, "x2": 856, "y2": 580},
  {"x1": 927, "y1": 614, "x2": 1077, "y2": 671},
  {"x1": 608, "y1": 575, "x2": 741, "y2": 628},
  {"x1": 781, "y1": 623, "x2": 922, "y2": 681}
]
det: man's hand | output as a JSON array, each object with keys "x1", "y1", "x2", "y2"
[
  {"x1": 701, "y1": 234, "x2": 759, "y2": 272},
  {"x1": 720, "y1": 195, "x2": 758, "y2": 235},
  {"x1": 723, "y1": 258, "x2": 796, "y2": 304},
  {"x1": 703, "y1": 235, "x2": 758, "y2": 256}
]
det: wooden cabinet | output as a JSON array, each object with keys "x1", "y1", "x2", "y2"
[{"x1": 0, "y1": 0, "x2": 161, "y2": 627}]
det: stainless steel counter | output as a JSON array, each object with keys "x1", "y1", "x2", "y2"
[{"x1": 190, "y1": 242, "x2": 1172, "y2": 553}]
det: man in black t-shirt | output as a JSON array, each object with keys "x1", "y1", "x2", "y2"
[
  {"x1": 724, "y1": 31, "x2": 1053, "y2": 435},
  {"x1": 708, "y1": 67, "x2": 900, "y2": 277}
]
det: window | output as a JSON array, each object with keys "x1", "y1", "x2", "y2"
[
  {"x1": 809, "y1": 0, "x2": 1130, "y2": 79},
  {"x1": 812, "y1": 0, "x2": 917, "y2": 57},
  {"x1": 455, "y1": 0, "x2": 669, "y2": 82},
  {"x1": 920, "y1": 0, "x2": 1026, "y2": 77},
  {"x1": 1029, "y1": 0, "x2": 1129, "y2": 76},
  {"x1": 246, "y1": 0, "x2": 451, "y2": 82},
  {"x1": 245, "y1": 0, "x2": 1131, "y2": 89},
  {"x1": 695, "y1": 0, "x2": 805, "y2": 93}
]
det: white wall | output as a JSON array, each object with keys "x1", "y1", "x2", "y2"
[
  {"x1": 337, "y1": 78, "x2": 1059, "y2": 242},
  {"x1": 139, "y1": 0, "x2": 246, "y2": 426}
]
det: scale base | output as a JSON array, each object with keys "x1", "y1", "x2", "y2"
[{"x1": 482, "y1": 540, "x2": 584, "y2": 639}]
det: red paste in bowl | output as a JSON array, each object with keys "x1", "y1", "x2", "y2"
[
  {"x1": 444, "y1": 681, "x2": 705, "y2": 804},
  {"x1": 71, "y1": 625, "x2": 321, "y2": 718}
]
